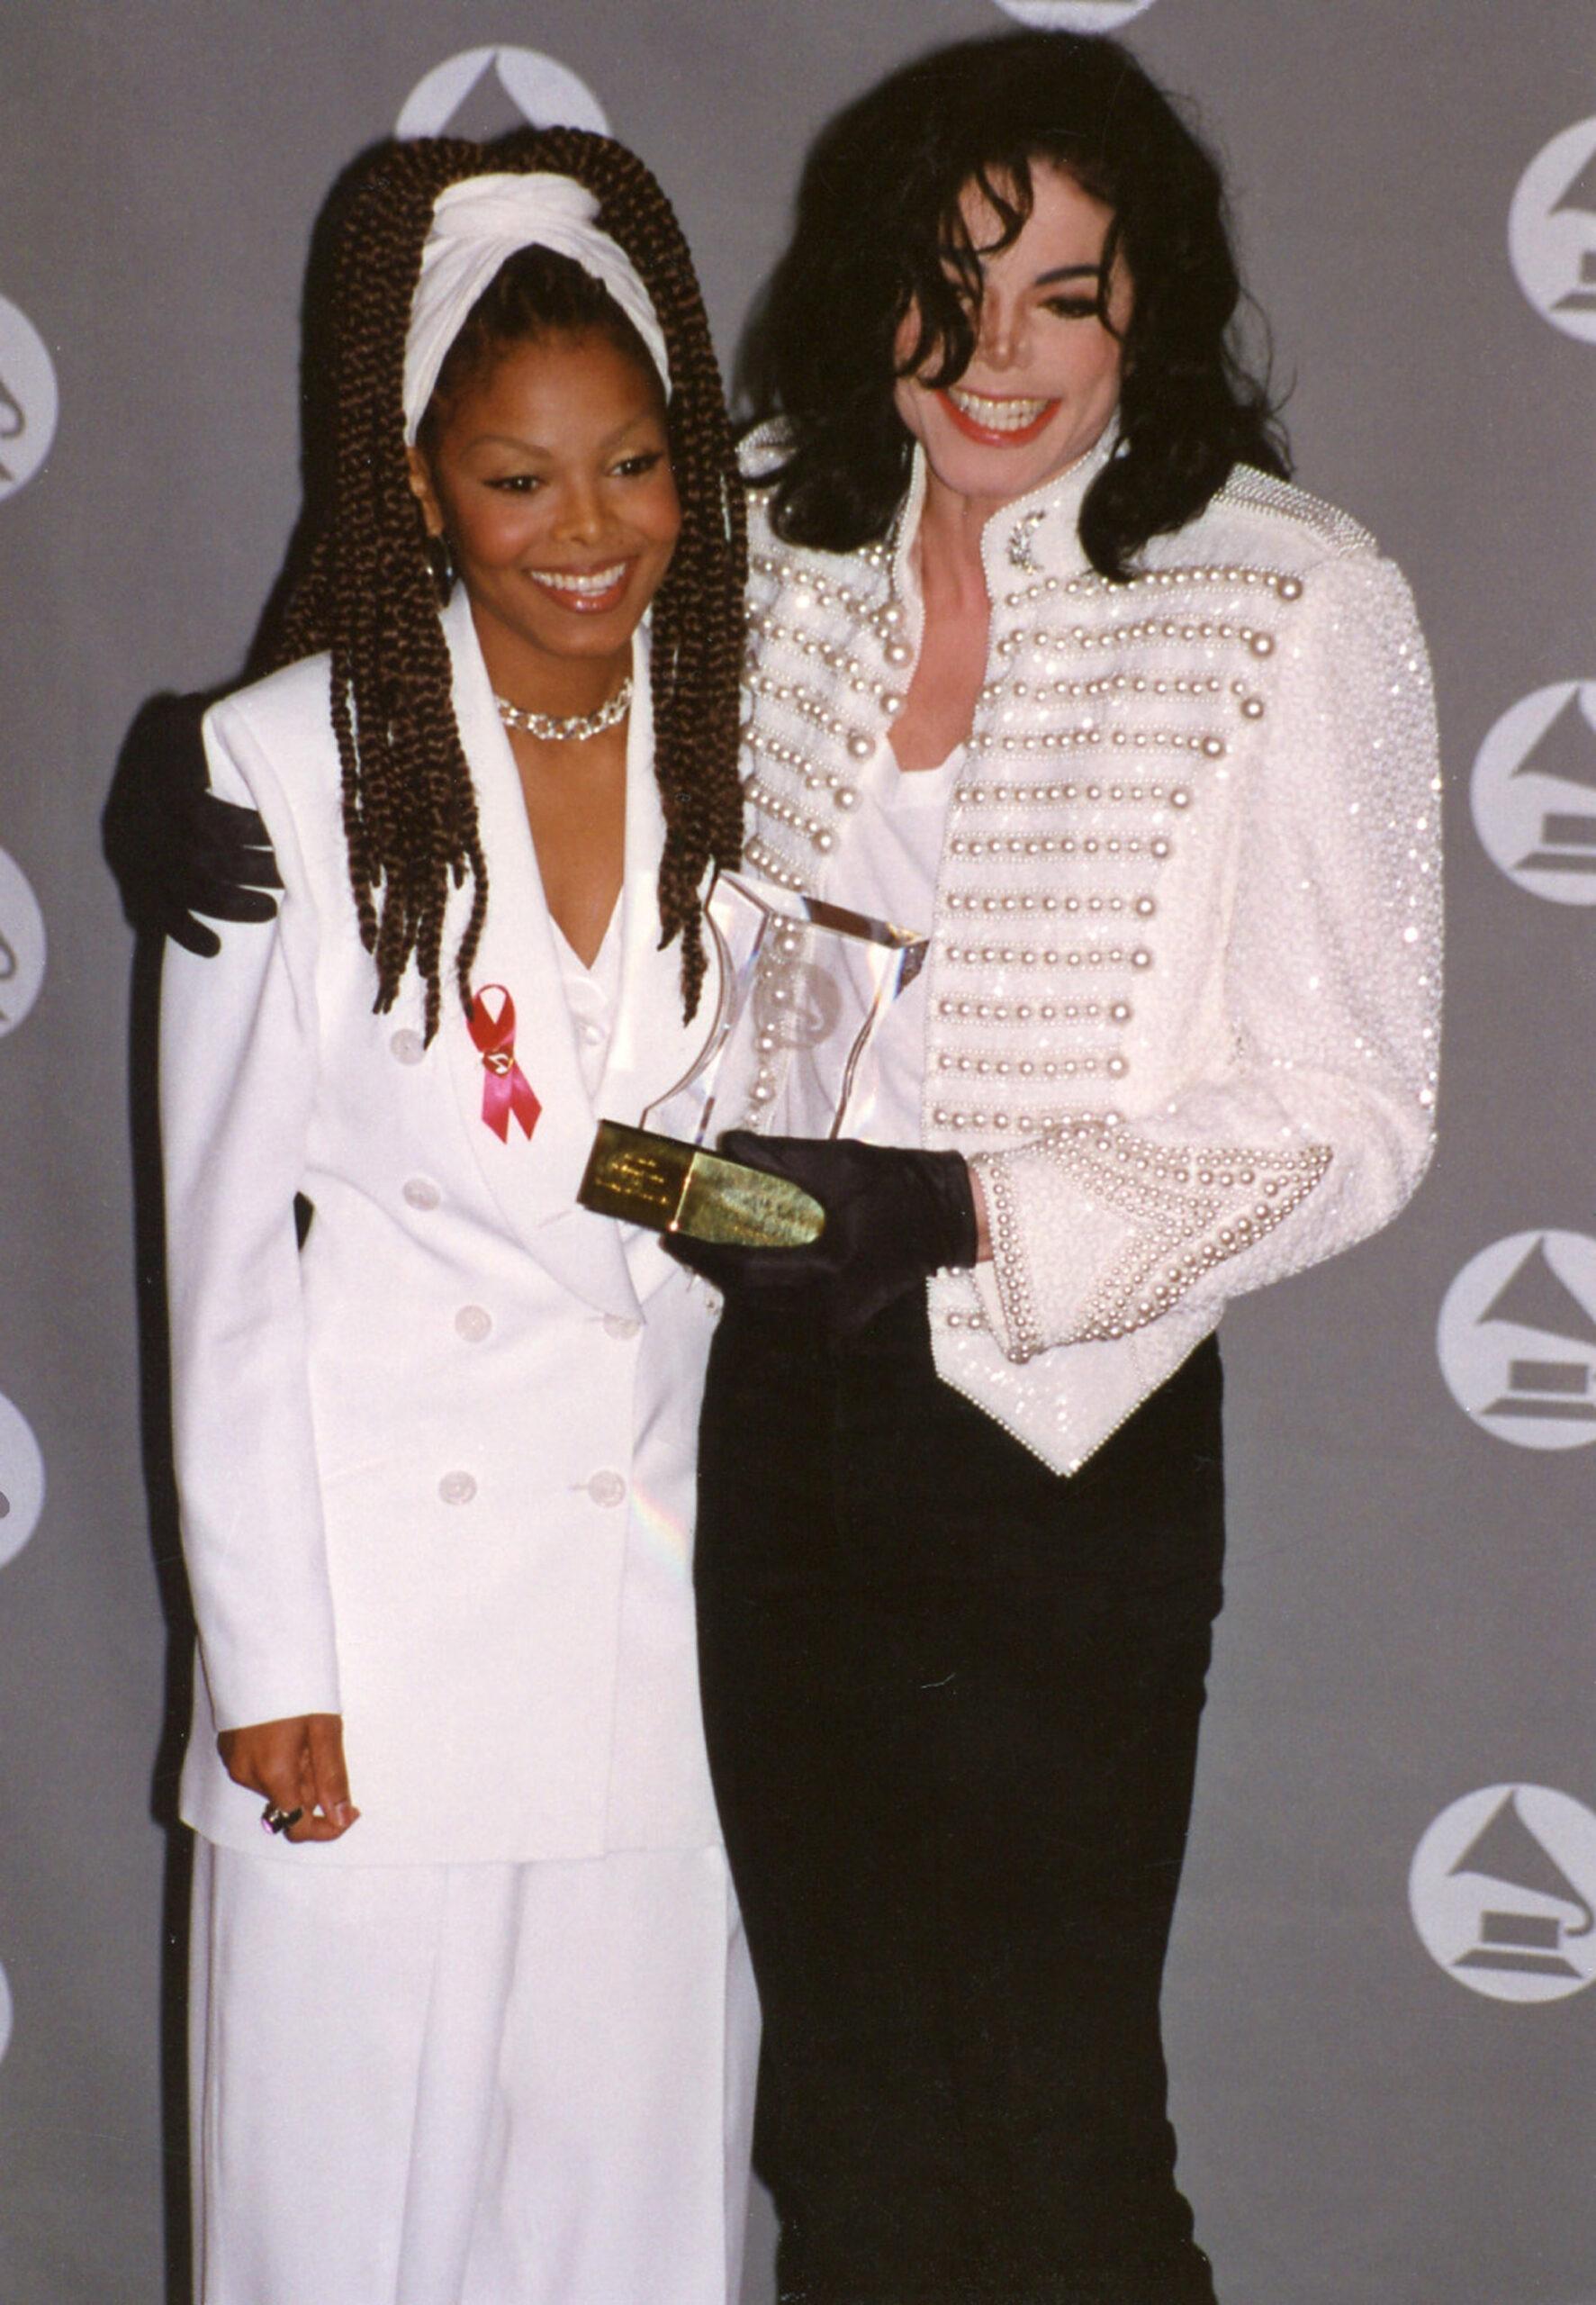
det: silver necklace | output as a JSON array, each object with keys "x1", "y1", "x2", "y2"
[{"x1": 493, "y1": 675, "x2": 632, "y2": 743}]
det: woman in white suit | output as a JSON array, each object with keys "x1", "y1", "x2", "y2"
[{"x1": 159, "y1": 129, "x2": 755, "y2": 2304}]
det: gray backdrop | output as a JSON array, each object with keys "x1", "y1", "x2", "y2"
[{"x1": 3, "y1": 5, "x2": 1594, "y2": 2299}]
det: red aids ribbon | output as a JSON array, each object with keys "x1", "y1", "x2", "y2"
[{"x1": 468, "y1": 984, "x2": 541, "y2": 1143}]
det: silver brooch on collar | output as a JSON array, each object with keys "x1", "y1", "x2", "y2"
[{"x1": 1007, "y1": 508, "x2": 1049, "y2": 573}]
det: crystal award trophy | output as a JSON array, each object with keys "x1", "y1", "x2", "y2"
[{"x1": 577, "y1": 872, "x2": 927, "y2": 1246}]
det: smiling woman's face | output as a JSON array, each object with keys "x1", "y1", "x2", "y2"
[
  {"x1": 893, "y1": 161, "x2": 1132, "y2": 515},
  {"x1": 407, "y1": 327, "x2": 680, "y2": 701}
]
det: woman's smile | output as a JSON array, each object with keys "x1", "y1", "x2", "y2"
[{"x1": 524, "y1": 558, "x2": 634, "y2": 610}]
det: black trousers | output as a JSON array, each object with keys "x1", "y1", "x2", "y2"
[{"x1": 694, "y1": 1294, "x2": 1226, "y2": 2305}]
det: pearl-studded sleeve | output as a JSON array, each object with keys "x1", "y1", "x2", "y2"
[{"x1": 967, "y1": 546, "x2": 1441, "y2": 1360}]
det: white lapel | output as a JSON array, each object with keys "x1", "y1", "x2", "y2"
[
  {"x1": 593, "y1": 629, "x2": 720, "y2": 1130},
  {"x1": 437, "y1": 588, "x2": 639, "y2": 1321},
  {"x1": 592, "y1": 630, "x2": 721, "y2": 1306}
]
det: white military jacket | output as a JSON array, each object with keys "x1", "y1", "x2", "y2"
[
  {"x1": 739, "y1": 428, "x2": 1441, "y2": 1473},
  {"x1": 161, "y1": 591, "x2": 725, "y2": 1864}
]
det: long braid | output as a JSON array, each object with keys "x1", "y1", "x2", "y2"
[
  {"x1": 268, "y1": 131, "x2": 744, "y2": 1039},
  {"x1": 521, "y1": 130, "x2": 746, "y2": 1018}
]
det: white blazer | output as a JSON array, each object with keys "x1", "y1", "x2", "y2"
[{"x1": 161, "y1": 590, "x2": 725, "y2": 1866}]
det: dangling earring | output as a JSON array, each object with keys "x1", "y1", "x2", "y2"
[{"x1": 425, "y1": 529, "x2": 455, "y2": 604}]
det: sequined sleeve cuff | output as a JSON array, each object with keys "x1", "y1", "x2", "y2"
[{"x1": 971, "y1": 1125, "x2": 1330, "y2": 1362}]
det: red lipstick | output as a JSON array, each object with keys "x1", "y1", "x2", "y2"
[{"x1": 936, "y1": 390, "x2": 1059, "y2": 448}]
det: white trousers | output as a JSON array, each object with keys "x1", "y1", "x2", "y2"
[{"x1": 189, "y1": 1839, "x2": 760, "y2": 2305}]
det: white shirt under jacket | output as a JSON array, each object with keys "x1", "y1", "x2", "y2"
[
  {"x1": 738, "y1": 426, "x2": 1442, "y2": 1474},
  {"x1": 161, "y1": 589, "x2": 725, "y2": 1865}
]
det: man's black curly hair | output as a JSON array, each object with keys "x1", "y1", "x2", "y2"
[{"x1": 739, "y1": 28, "x2": 1289, "y2": 582}]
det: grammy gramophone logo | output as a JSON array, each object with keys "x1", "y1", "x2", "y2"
[
  {"x1": 0, "y1": 294, "x2": 59, "y2": 503},
  {"x1": 991, "y1": 0, "x2": 1159, "y2": 26},
  {"x1": 1411, "y1": 1785, "x2": 1596, "y2": 2002},
  {"x1": 753, "y1": 959, "x2": 843, "y2": 1053},
  {"x1": 397, "y1": 46, "x2": 609, "y2": 141},
  {"x1": 0, "y1": 849, "x2": 46, "y2": 1039},
  {"x1": 0, "y1": 1389, "x2": 45, "y2": 1571},
  {"x1": 1510, "y1": 116, "x2": 1596, "y2": 344},
  {"x1": 1472, "y1": 682, "x2": 1596, "y2": 905},
  {"x1": 1437, "y1": 1232, "x2": 1596, "y2": 1451}
]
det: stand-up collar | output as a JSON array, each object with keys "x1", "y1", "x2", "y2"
[{"x1": 886, "y1": 414, "x2": 1122, "y2": 641}]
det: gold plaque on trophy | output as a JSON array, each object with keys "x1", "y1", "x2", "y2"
[
  {"x1": 577, "y1": 872, "x2": 926, "y2": 1250},
  {"x1": 580, "y1": 1121, "x2": 825, "y2": 1248}
]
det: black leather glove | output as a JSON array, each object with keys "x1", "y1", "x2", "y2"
[
  {"x1": 104, "y1": 691, "x2": 283, "y2": 956},
  {"x1": 660, "y1": 1132, "x2": 978, "y2": 1337}
]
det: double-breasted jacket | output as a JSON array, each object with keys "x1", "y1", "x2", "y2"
[{"x1": 161, "y1": 591, "x2": 724, "y2": 1864}]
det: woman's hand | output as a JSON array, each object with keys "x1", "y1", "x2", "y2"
[
  {"x1": 661, "y1": 1134, "x2": 980, "y2": 1335},
  {"x1": 217, "y1": 1713, "x2": 360, "y2": 1844}
]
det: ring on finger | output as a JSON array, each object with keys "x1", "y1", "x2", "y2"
[{"x1": 260, "y1": 1803, "x2": 305, "y2": 1837}]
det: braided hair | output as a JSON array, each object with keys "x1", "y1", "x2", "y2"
[{"x1": 271, "y1": 130, "x2": 745, "y2": 1040}]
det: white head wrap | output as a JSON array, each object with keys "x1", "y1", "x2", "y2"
[{"x1": 402, "y1": 171, "x2": 672, "y2": 443}]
